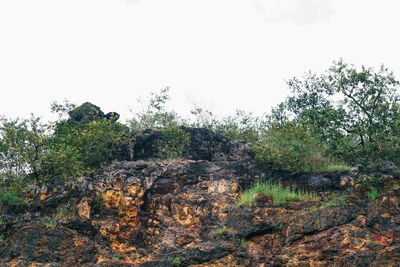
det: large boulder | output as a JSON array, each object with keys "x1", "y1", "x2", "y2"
[
  {"x1": 68, "y1": 102, "x2": 120, "y2": 123},
  {"x1": 134, "y1": 127, "x2": 253, "y2": 162}
]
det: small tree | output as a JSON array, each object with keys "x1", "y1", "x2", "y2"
[
  {"x1": 272, "y1": 59, "x2": 400, "y2": 166},
  {"x1": 0, "y1": 115, "x2": 48, "y2": 182},
  {"x1": 128, "y1": 87, "x2": 180, "y2": 131}
]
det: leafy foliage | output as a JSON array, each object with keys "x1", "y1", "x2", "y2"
[
  {"x1": 0, "y1": 102, "x2": 133, "y2": 189},
  {"x1": 0, "y1": 115, "x2": 48, "y2": 181},
  {"x1": 368, "y1": 188, "x2": 378, "y2": 200},
  {"x1": 1, "y1": 60, "x2": 400, "y2": 200},
  {"x1": 129, "y1": 87, "x2": 180, "y2": 131},
  {"x1": 47, "y1": 117, "x2": 132, "y2": 178},
  {"x1": 158, "y1": 124, "x2": 191, "y2": 159},
  {"x1": 0, "y1": 191, "x2": 21, "y2": 207},
  {"x1": 253, "y1": 121, "x2": 347, "y2": 173},
  {"x1": 189, "y1": 107, "x2": 266, "y2": 143},
  {"x1": 263, "y1": 59, "x2": 400, "y2": 171}
]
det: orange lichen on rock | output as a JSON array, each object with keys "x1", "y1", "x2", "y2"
[{"x1": 373, "y1": 234, "x2": 389, "y2": 246}]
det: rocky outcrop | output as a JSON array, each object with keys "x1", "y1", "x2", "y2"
[
  {"x1": 1, "y1": 129, "x2": 400, "y2": 266},
  {"x1": 69, "y1": 102, "x2": 120, "y2": 123},
  {"x1": 133, "y1": 127, "x2": 252, "y2": 162}
]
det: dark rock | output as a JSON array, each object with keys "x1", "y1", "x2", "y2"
[
  {"x1": 133, "y1": 127, "x2": 253, "y2": 162},
  {"x1": 307, "y1": 175, "x2": 333, "y2": 189},
  {"x1": 69, "y1": 102, "x2": 105, "y2": 122},
  {"x1": 68, "y1": 102, "x2": 121, "y2": 124},
  {"x1": 3, "y1": 128, "x2": 400, "y2": 266}
]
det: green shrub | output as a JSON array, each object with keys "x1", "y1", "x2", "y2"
[
  {"x1": 42, "y1": 112, "x2": 133, "y2": 180},
  {"x1": 216, "y1": 227, "x2": 227, "y2": 235},
  {"x1": 44, "y1": 219, "x2": 57, "y2": 229},
  {"x1": 168, "y1": 256, "x2": 182, "y2": 267},
  {"x1": 238, "y1": 181, "x2": 315, "y2": 206},
  {"x1": 356, "y1": 174, "x2": 385, "y2": 187},
  {"x1": 320, "y1": 194, "x2": 347, "y2": 208},
  {"x1": 253, "y1": 122, "x2": 345, "y2": 173},
  {"x1": 368, "y1": 188, "x2": 378, "y2": 200},
  {"x1": 158, "y1": 124, "x2": 191, "y2": 159},
  {"x1": 0, "y1": 115, "x2": 48, "y2": 182},
  {"x1": 189, "y1": 107, "x2": 265, "y2": 143},
  {"x1": 128, "y1": 87, "x2": 180, "y2": 131},
  {"x1": 0, "y1": 191, "x2": 21, "y2": 205},
  {"x1": 172, "y1": 257, "x2": 182, "y2": 267}
]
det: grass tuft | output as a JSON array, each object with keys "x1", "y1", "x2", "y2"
[
  {"x1": 300, "y1": 163, "x2": 351, "y2": 174},
  {"x1": 238, "y1": 181, "x2": 316, "y2": 206},
  {"x1": 44, "y1": 220, "x2": 57, "y2": 230},
  {"x1": 216, "y1": 227, "x2": 227, "y2": 235},
  {"x1": 320, "y1": 194, "x2": 347, "y2": 208},
  {"x1": 54, "y1": 205, "x2": 75, "y2": 221}
]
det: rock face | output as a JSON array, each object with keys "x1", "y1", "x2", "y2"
[
  {"x1": 133, "y1": 127, "x2": 252, "y2": 162},
  {"x1": 1, "y1": 129, "x2": 400, "y2": 266}
]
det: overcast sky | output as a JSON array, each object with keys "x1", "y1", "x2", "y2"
[{"x1": 1, "y1": 0, "x2": 400, "y2": 123}]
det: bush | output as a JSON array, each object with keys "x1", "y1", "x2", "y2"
[
  {"x1": 368, "y1": 188, "x2": 378, "y2": 200},
  {"x1": 158, "y1": 124, "x2": 191, "y2": 159},
  {"x1": 128, "y1": 87, "x2": 180, "y2": 131},
  {"x1": 0, "y1": 115, "x2": 48, "y2": 182},
  {"x1": 189, "y1": 107, "x2": 265, "y2": 143},
  {"x1": 253, "y1": 122, "x2": 346, "y2": 173},
  {"x1": 43, "y1": 105, "x2": 134, "y2": 179},
  {"x1": 0, "y1": 191, "x2": 21, "y2": 205}
]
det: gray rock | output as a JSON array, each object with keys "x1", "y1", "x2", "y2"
[
  {"x1": 307, "y1": 175, "x2": 333, "y2": 189},
  {"x1": 382, "y1": 160, "x2": 400, "y2": 177}
]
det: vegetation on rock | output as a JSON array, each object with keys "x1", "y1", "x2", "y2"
[
  {"x1": 238, "y1": 181, "x2": 316, "y2": 206},
  {"x1": 2, "y1": 60, "x2": 400, "y2": 265}
]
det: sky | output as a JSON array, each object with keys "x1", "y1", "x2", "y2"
[{"x1": 1, "y1": 0, "x2": 400, "y2": 123}]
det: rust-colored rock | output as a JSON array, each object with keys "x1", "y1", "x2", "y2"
[
  {"x1": 77, "y1": 197, "x2": 92, "y2": 221},
  {"x1": 2, "y1": 129, "x2": 400, "y2": 266}
]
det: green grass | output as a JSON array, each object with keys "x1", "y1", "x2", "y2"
[
  {"x1": 297, "y1": 205, "x2": 319, "y2": 216},
  {"x1": 172, "y1": 257, "x2": 182, "y2": 267},
  {"x1": 54, "y1": 205, "x2": 75, "y2": 221},
  {"x1": 168, "y1": 256, "x2": 182, "y2": 267},
  {"x1": 320, "y1": 195, "x2": 347, "y2": 208},
  {"x1": 368, "y1": 188, "x2": 378, "y2": 200},
  {"x1": 0, "y1": 191, "x2": 21, "y2": 205},
  {"x1": 237, "y1": 181, "x2": 316, "y2": 206},
  {"x1": 297, "y1": 195, "x2": 347, "y2": 216},
  {"x1": 300, "y1": 163, "x2": 351, "y2": 174},
  {"x1": 112, "y1": 255, "x2": 120, "y2": 261},
  {"x1": 44, "y1": 220, "x2": 57, "y2": 229},
  {"x1": 216, "y1": 227, "x2": 227, "y2": 235},
  {"x1": 240, "y1": 238, "x2": 246, "y2": 248}
]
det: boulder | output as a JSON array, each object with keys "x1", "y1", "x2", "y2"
[
  {"x1": 133, "y1": 127, "x2": 253, "y2": 162},
  {"x1": 68, "y1": 102, "x2": 120, "y2": 123}
]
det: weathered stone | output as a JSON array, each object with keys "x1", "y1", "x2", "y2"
[
  {"x1": 68, "y1": 102, "x2": 105, "y2": 122},
  {"x1": 133, "y1": 127, "x2": 253, "y2": 162},
  {"x1": 307, "y1": 175, "x2": 333, "y2": 189},
  {"x1": 77, "y1": 197, "x2": 92, "y2": 221},
  {"x1": 2, "y1": 129, "x2": 400, "y2": 266}
]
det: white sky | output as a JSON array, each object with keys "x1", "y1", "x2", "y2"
[{"x1": 1, "y1": 0, "x2": 400, "y2": 123}]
